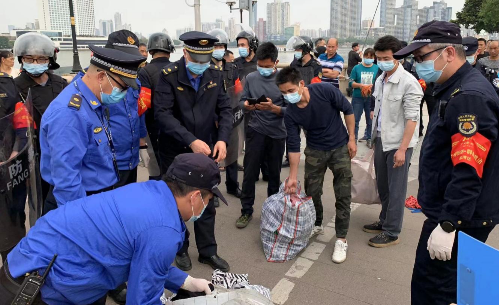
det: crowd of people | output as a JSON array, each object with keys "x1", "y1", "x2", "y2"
[{"x1": 0, "y1": 19, "x2": 498, "y2": 305}]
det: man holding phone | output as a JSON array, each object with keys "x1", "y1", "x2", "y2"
[{"x1": 236, "y1": 42, "x2": 287, "y2": 229}]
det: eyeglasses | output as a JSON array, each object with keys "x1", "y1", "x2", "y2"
[
  {"x1": 22, "y1": 57, "x2": 50, "y2": 64},
  {"x1": 106, "y1": 73, "x2": 128, "y2": 91},
  {"x1": 413, "y1": 46, "x2": 448, "y2": 63}
]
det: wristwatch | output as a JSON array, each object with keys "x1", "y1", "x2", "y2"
[{"x1": 440, "y1": 221, "x2": 456, "y2": 233}]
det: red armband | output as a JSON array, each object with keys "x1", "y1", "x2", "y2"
[
  {"x1": 138, "y1": 87, "x2": 151, "y2": 116},
  {"x1": 13, "y1": 102, "x2": 35, "y2": 129},
  {"x1": 310, "y1": 76, "x2": 321, "y2": 84},
  {"x1": 418, "y1": 79, "x2": 427, "y2": 91},
  {"x1": 234, "y1": 78, "x2": 243, "y2": 94},
  {"x1": 451, "y1": 131, "x2": 491, "y2": 178}
]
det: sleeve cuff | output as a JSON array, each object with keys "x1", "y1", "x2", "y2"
[{"x1": 164, "y1": 267, "x2": 189, "y2": 293}]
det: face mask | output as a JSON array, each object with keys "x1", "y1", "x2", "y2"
[
  {"x1": 23, "y1": 63, "x2": 49, "y2": 77},
  {"x1": 378, "y1": 60, "x2": 395, "y2": 72},
  {"x1": 212, "y1": 49, "x2": 225, "y2": 60},
  {"x1": 294, "y1": 52, "x2": 303, "y2": 60},
  {"x1": 415, "y1": 50, "x2": 448, "y2": 83},
  {"x1": 186, "y1": 60, "x2": 210, "y2": 75},
  {"x1": 188, "y1": 193, "x2": 207, "y2": 222},
  {"x1": 466, "y1": 55, "x2": 475, "y2": 64},
  {"x1": 100, "y1": 73, "x2": 127, "y2": 105},
  {"x1": 283, "y1": 84, "x2": 303, "y2": 104},
  {"x1": 257, "y1": 66, "x2": 275, "y2": 77},
  {"x1": 239, "y1": 47, "x2": 249, "y2": 58},
  {"x1": 363, "y1": 58, "x2": 374, "y2": 65}
]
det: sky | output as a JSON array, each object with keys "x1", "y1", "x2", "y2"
[{"x1": 2, "y1": 0, "x2": 466, "y2": 37}]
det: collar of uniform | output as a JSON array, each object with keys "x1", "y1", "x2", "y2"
[
  {"x1": 151, "y1": 57, "x2": 171, "y2": 64},
  {"x1": 75, "y1": 78, "x2": 102, "y2": 109},
  {"x1": 433, "y1": 62, "x2": 471, "y2": 97}
]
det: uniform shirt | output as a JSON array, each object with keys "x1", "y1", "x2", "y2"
[
  {"x1": 349, "y1": 63, "x2": 379, "y2": 98},
  {"x1": 7, "y1": 180, "x2": 188, "y2": 304},
  {"x1": 40, "y1": 78, "x2": 118, "y2": 205},
  {"x1": 234, "y1": 55, "x2": 257, "y2": 80},
  {"x1": 318, "y1": 52, "x2": 344, "y2": 87},
  {"x1": 186, "y1": 68, "x2": 203, "y2": 92},
  {"x1": 285, "y1": 82, "x2": 353, "y2": 153},
  {"x1": 290, "y1": 57, "x2": 322, "y2": 85},
  {"x1": 72, "y1": 70, "x2": 147, "y2": 170},
  {"x1": 240, "y1": 70, "x2": 287, "y2": 139},
  {"x1": 418, "y1": 62, "x2": 498, "y2": 228}
]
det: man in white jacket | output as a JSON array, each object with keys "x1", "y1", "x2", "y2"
[{"x1": 363, "y1": 35, "x2": 423, "y2": 247}]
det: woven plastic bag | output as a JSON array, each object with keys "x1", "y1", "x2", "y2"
[
  {"x1": 351, "y1": 149, "x2": 381, "y2": 204},
  {"x1": 260, "y1": 181, "x2": 316, "y2": 262}
]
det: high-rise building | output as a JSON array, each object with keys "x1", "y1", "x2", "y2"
[
  {"x1": 228, "y1": 18, "x2": 235, "y2": 40},
  {"x1": 123, "y1": 23, "x2": 132, "y2": 32},
  {"x1": 401, "y1": 0, "x2": 419, "y2": 42},
  {"x1": 35, "y1": 19, "x2": 40, "y2": 30},
  {"x1": 216, "y1": 19, "x2": 225, "y2": 32},
  {"x1": 37, "y1": 0, "x2": 95, "y2": 36},
  {"x1": 114, "y1": 12, "x2": 122, "y2": 31},
  {"x1": 251, "y1": 2, "x2": 258, "y2": 29},
  {"x1": 266, "y1": 0, "x2": 290, "y2": 37},
  {"x1": 99, "y1": 20, "x2": 114, "y2": 37},
  {"x1": 26, "y1": 23, "x2": 36, "y2": 30},
  {"x1": 362, "y1": 19, "x2": 375, "y2": 29},
  {"x1": 255, "y1": 18, "x2": 266, "y2": 42},
  {"x1": 380, "y1": 0, "x2": 396, "y2": 28},
  {"x1": 329, "y1": 0, "x2": 362, "y2": 38}
]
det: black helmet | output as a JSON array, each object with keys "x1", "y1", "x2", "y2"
[
  {"x1": 207, "y1": 29, "x2": 229, "y2": 48},
  {"x1": 286, "y1": 36, "x2": 313, "y2": 54},
  {"x1": 147, "y1": 32, "x2": 175, "y2": 53},
  {"x1": 236, "y1": 30, "x2": 259, "y2": 52},
  {"x1": 13, "y1": 32, "x2": 60, "y2": 70}
]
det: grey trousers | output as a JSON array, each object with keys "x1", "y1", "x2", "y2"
[{"x1": 373, "y1": 136, "x2": 413, "y2": 237}]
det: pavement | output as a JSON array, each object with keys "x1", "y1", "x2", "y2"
[{"x1": 117, "y1": 104, "x2": 498, "y2": 305}]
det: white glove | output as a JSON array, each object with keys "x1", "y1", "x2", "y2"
[
  {"x1": 181, "y1": 275, "x2": 212, "y2": 295},
  {"x1": 139, "y1": 148, "x2": 150, "y2": 168},
  {"x1": 427, "y1": 224, "x2": 456, "y2": 261}
]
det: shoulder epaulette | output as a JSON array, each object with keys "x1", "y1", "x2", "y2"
[
  {"x1": 162, "y1": 63, "x2": 179, "y2": 76},
  {"x1": 0, "y1": 72, "x2": 12, "y2": 78},
  {"x1": 450, "y1": 87, "x2": 462, "y2": 98},
  {"x1": 210, "y1": 64, "x2": 223, "y2": 71},
  {"x1": 68, "y1": 94, "x2": 82, "y2": 110}
]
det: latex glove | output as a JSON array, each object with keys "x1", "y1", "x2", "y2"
[
  {"x1": 427, "y1": 225, "x2": 456, "y2": 261},
  {"x1": 139, "y1": 148, "x2": 150, "y2": 168},
  {"x1": 182, "y1": 276, "x2": 212, "y2": 295}
]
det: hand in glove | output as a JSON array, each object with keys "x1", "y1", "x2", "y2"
[
  {"x1": 139, "y1": 147, "x2": 150, "y2": 168},
  {"x1": 427, "y1": 225, "x2": 456, "y2": 261},
  {"x1": 181, "y1": 275, "x2": 212, "y2": 295}
]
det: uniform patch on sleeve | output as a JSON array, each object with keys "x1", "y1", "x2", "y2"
[
  {"x1": 451, "y1": 131, "x2": 491, "y2": 178},
  {"x1": 457, "y1": 114, "x2": 477, "y2": 137}
]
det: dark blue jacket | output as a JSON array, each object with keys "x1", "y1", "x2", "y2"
[{"x1": 418, "y1": 62, "x2": 498, "y2": 228}]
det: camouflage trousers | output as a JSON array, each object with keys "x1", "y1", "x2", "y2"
[{"x1": 304, "y1": 145, "x2": 352, "y2": 238}]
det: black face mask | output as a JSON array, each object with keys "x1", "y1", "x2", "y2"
[{"x1": 314, "y1": 46, "x2": 327, "y2": 58}]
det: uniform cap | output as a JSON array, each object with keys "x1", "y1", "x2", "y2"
[
  {"x1": 395, "y1": 21, "x2": 462, "y2": 58},
  {"x1": 106, "y1": 30, "x2": 142, "y2": 57},
  {"x1": 89, "y1": 45, "x2": 145, "y2": 90},
  {"x1": 166, "y1": 153, "x2": 228, "y2": 205},
  {"x1": 180, "y1": 31, "x2": 217, "y2": 63},
  {"x1": 462, "y1": 37, "x2": 479, "y2": 56}
]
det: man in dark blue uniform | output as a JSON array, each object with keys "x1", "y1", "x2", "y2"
[
  {"x1": 395, "y1": 21, "x2": 499, "y2": 305},
  {"x1": 0, "y1": 153, "x2": 223, "y2": 305},
  {"x1": 154, "y1": 31, "x2": 232, "y2": 272},
  {"x1": 40, "y1": 45, "x2": 145, "y2": 211},
  {"x1": 138, "y1": 32, "x2": 176, "y2": 180}
]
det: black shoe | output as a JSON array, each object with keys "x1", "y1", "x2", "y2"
[
  {"x1": 198, "y1": 254, "x2": 230, "y2": 272},
  {"x1": 227, "y1": 187, "x2": 242, "y2": 198},
  {"x1": 238, "y1": 164, "x2": 244, "y2": 171},
  {"x1": 282, "y1": 159, "x2": 290, "y2": 168},
  {"x1": 214, "y1": 197, "x2": 220, "y2": 207},
  {"x1": 363, "y1": 221, "x2": 383, "y2": 233},
  {"x1": 368, "y1": 232, "x2": 400, "y2": 248},
  {"x1": 108, "y1": 283, "x2": 127, "y2": 304},
  {"x1": 262, "y1": 175, "x2": 269, "y2": 182},
  {"x1": 175, "y1": 252, "x2": 192, "y2": 271}
]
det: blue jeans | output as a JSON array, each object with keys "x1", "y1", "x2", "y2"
[{"x1": 352, "y1": 97, "x2": 372, "y2": 140}]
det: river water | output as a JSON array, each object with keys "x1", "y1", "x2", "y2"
[{"x1": 15, "y1": 47, "x2": 354, "y2": 74}]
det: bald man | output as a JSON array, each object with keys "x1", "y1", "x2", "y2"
[{"x1": 318, "y1": 38, "x2": 344, "y2": 88}]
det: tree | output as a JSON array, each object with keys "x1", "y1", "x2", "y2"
[
  {"x1": 479, "y1": 0, "x2": 499, "y2": 34},
  {"x1": 0, "y1": 37, "x2": 10, "y2": 49},
  {"x1": 454, "y1": 0, "x2": 499, "y2": 34}
]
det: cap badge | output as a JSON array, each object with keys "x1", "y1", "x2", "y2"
[
  {"x1": 200, "y1": 39, "x2": 209, "y2": 46},
  {"x1": 127, "y1": 36, "x2": 135, "y2": 45}
]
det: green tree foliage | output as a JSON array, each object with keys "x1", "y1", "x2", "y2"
[
  {"x1": 454, "y1": 0, "x2": 499, "y2": 34},
  {"x1": 479, "y1": 0, "x2": 499, "y2": 33}
]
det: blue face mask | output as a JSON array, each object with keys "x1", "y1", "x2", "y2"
[
  {"x1": 283, "y1": 84, "x2": 303, "y2": 104},
  {"x1": 212, "y1": 49, "x2": 225, "y2": 60},
  {"x1": 100, "y1": 74, "x2": 127, "y2": 105},
  {"x1": 239, "y1": 47, "x2": 249, "y2": 58},
  {"x1": 378, "y1": 60, "x2": 395, "y2": 72},
  {"x1": 363, "y1": 58, "x2": 374, "y2": 65},
  {"x1": 466, "y1": 55, "x2": 475, "y2": 64},
  {"x1": 188, "y1": 193, "x2": 207, "y2": 222},
  {"x1": 23, "y1": 63, "x2": 49, "y2": 76},
  {"x1": 294, "y1": 52, "x2": 303, "y2": 60},
  {"x1": 186, "y1": 60, "x2": 210, "y2": 75},
  {"x1": 257, "y1": 66, "x2": 275, "y2": 77},
  {"x1": 415, "y1": 50, "x2": 448, "y2": 83}
]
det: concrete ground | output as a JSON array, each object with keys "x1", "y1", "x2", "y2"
[{"x1": 117, "y1": 104, "x2": 498, "y2": 305}]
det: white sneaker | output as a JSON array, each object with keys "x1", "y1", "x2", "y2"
[
  {"x1": 332, "y1": 239, "x2": 348, "y2": 264},
  {"x1": 310, "y1": 225, "x2": 324, "y2": 237}
]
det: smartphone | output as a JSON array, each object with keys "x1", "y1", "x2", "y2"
[
  {"x1": 247, "y1": 95, "x2": 268, "y2": 105},
  {"x1": 247, "y1": 98, "x2": 258, "y2": 105}
]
